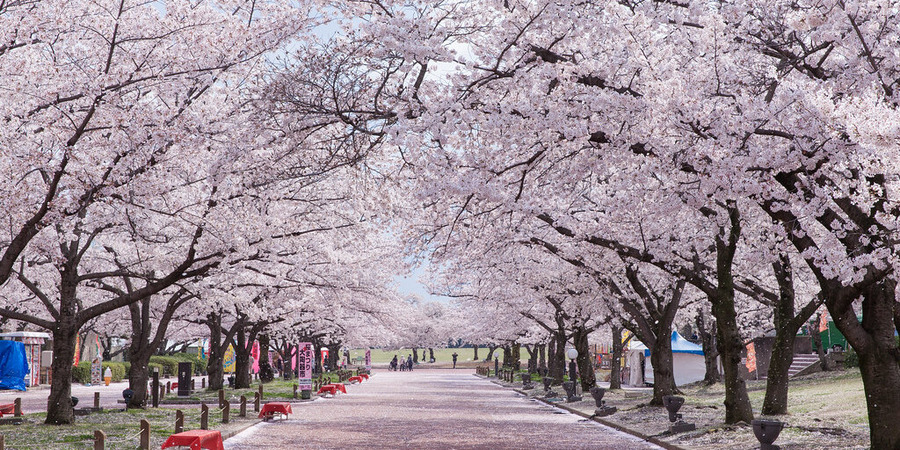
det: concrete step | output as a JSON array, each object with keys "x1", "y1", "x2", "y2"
[{"x1": 788, "y1": 354, "x2": 821, "y2": 378}]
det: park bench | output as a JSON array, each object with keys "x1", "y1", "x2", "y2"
[
  {"x1": 161, "y1": 429, "x2": 224, "y2": 450},
  {"x1": 0, "y1": 402, "x2": 20, "y2": 417},
  {"x1": 258, "y1": 402, "x2": 292, "y2": 421}
]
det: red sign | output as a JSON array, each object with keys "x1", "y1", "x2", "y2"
[{"x1": 297, "y1": 343, "x2": 313, "y2": 390}]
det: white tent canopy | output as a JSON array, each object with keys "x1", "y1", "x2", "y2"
[{"x1": 627, "y1": 331, "x2": 706, "y2": 386}]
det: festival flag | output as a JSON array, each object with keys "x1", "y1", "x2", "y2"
[
  {"x1": 73, "y1": 334, "x2": 81, "y2": 366},
  {"x1": 745, "y1": 342, "x2": 757, "y2": 373},
  {"x1": 819, "y1": 310, "x2": 829, "y2": 332},
  {"x1": 95, "y1": 335, "x2": 103, "y2": 361}
]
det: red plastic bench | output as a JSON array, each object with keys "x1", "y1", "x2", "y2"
[{"x1": 161, "y1": 429, "x2": 223, "y2": 450}]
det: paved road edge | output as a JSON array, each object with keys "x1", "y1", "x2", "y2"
[{"x1": 477, "y1": 375, "x2": 687, "y2": 450}]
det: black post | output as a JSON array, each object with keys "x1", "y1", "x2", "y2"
[
  {"x1": 568, "y1": 359, "x2": 577, "y2": 383},
  {"x1": 494, "y1": 357, "x2": 499, "y2": 377},
  {"x1": 151, "y1": 368, "x2": 160, "y2": 408},
  {"x1": 177, "y1": 362, "x2": 191, "y2": 397}
]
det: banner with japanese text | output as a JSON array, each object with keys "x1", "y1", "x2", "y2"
[
  {"x1": 298, "y1": 342, "x2": 313, "y2": 390},
  {"x1": 365, "y1": 349, "x2": 371, "y2": 371}
]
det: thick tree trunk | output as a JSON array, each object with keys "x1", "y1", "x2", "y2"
[
  {"x1": 610, "y1": 327, "x2": 624, "y2": 390},
  {"x1": 762, "y1": 256, "x2": 819, "y2": 415},
  {"x1": 234, "y1": 330, "x2": 252, "y2": 389},
  {"x1": 511, "y1": 343, "x2": 521, "y2": 370},
  {"x1": 648, "y1": 332, "x2": 678, "y2": 406},
  {"x1": 809, "y1": 314, "x2": 832, "y2": 371},
  {"x1": 550, "y1": 333, "x2": 567, "y2": 382},
  {"x1": 473, "y1": 344, "x2": 479, "y2": 361},
  {"x1": 830, "y1": 279, "x2": 900, "y2": 448},
  {"x1": 206, "y1": 319, "x2": 225, "y2": 391},
  {"x1": 696, "y1": 314, "x2": 720, "y2": 385},
  {"x1": 502, "y1": 346, "x2": 512, "y2": 368},
  {"x1": 573, "y1": 326, "x2": 596, "y2": 392},
  {"x1": 761, "y1": 332, "x2": 794, "y2": 415},
  {"x1": 711, "y1": 291, "x2": 754, "y2": 424},
  {"x1": 429, "y1": 348, "x2": 435, "y2": 362},
  {"x1": 412, "y1": 348, "x2": 419, "y2": 364},
  {"x1": 258, "y1": 334, "x2": 273, "y2": 383},
  {"x1": 127, "y1": 355, "x2": 151, "y2": 409},
  {"x1": 538, "y1": 344, "x2": 547, "y2": 374},
  {"x1": 46, "y1": 322, "x2": 78, "y2": 424}
]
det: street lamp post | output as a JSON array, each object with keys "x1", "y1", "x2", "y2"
[{"x1": 566, "y1": 348, "x2": 578, "y2": 383}]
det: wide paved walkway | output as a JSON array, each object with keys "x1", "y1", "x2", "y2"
[{"x1": 226, "y1": 369, "x2": 660, "y2": 449}]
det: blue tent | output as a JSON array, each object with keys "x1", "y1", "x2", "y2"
[{"x1": 0, "y1": 340, "x2": 30, "y2": 391}]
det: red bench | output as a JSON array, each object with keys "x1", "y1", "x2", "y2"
[
  {"x1": 348, "y1": 376, "x2": 363, "y2": 383},
  {"x1": 317, "y1": 385, "x2": 337, "y2": 396},
  {"x1": 161, "y1": 430, "x2": 223, "y2": 450},
  {"x1": 0, "y1": 403, "x2": 17, "y2": 417},
  {"x1": 258, "y1": 402, "x2": 292, "y2": 421}
]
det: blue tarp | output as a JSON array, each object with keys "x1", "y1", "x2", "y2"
[
  {"x1": 0, "y1": 340, "x2": 29, "y2": 391},
  {"x1": 640, "y1": 331, "x2": 705, "y2": 357}
]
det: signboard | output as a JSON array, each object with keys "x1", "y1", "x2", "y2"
[
  {"x1": 365, "y1": 349, "x2": 371, "y2": 371},
  {"x1": 90, "y1": 359, "x2": 103, "y2": 385},
  {"x1": 297, "y1": 342, "x2": 313, "y2": 390},
  {"x1": 223, "y1": 344, "x2": 236, "y2": 373}
]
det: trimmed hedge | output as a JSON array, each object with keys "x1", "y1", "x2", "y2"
[
  {"x1": 71, "y1": 361, "x2": 127, "y2": 383},
  {"x1": 149, "y1": 353, "x2": 204, "y2": 376}
]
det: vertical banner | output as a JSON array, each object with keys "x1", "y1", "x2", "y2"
[
  {"x1": 73, "y1": 334, "x2": 81, "y2": 366},
  {"x1": 223, "y1": 344, "x2": 236, "y2": 373},
  {"x1": 321, "y1": 348, "x2": 330, "y2": 368},
  {"x1": 298, "y1": 342, "x2": 313, "y2": 390},
  {"x1": 90, "y1": 358, "x2": 102, "y2": 385},
  {"x1": 745, "y1": 342, "x2": 757, "y2": 373},
  {"x1": 365, "y1": 349, "x2": 371, "y2": 371}
]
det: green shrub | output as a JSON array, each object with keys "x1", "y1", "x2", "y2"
[
  {"x1": 71, "y1": 361, "x2": 91, "y2": 384},
  {"x1": 149, "y1": 356, "x2": 181, "y2": 376},
  {"x1": 148, "y1": 362, "x2": 165, "y2": 376},
  {"x1": 102, "y1": 362, "x2": 126, "y2": 382}
]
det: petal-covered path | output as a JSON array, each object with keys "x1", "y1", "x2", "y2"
[{"x1": 225, "y1": 369, "x2": 660, "y2": 449}]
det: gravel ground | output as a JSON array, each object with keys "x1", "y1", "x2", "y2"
[{"x1": 225, "y1": 369, "x2": 661, "y2": 449}]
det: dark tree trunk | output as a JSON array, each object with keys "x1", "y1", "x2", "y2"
[
  {"x1": 234, "y1": 329, "x2": 251, "y2": 389},
  {"x1": 762, "y1": 255, "x2": 820, "y2": 415},
  {"x1": 473, "y1": 344, "x2": 479, "y2": 361},
  {"x1": 573, "y1": 326, "x2": 596, "y2": 392},
  {"x1": 696, "y1": 314, "x2": 720, "y2": 385},
  {"x1": 412, "y1": 348, "x2": 419, "y2": 364},
  {"x1": 538, "y1": 344, "x2": 547, "y2": 374},
  {"x1": 511, "y1": 343, "x2": 520, "y2": 370},
  {"x1": 206, "y1": 317, "x2": 225, "y2": 391},
  {"x1": 648, "y1": 331, "x2": 677, "y2": 406},
  {"x1": 550, "y1": 333, "x2": 567, "y2": 382},
  {"x1": 46, "y1": 322, "x2": 78, "y2": 424},
  {"x1": 258, "y1": 334, "x2": 274, "y2": 383},
  {"x1": 830, "y1": 279, "x2": 900, "y2": 449},
  {"x1": 502, "y1": 346, "x2": 512, "y2": 368},
  {"x1": 429, "y1": 348, "x2": 434, "y2": 362},
  {"x1": 485, "y1": 345, "x2": 498, "y2": 361},
  {"x1": 709, "y1": 207, "x2": 754, "y2": 424},
  {"x1": 609, "y1": 327, "x2": 624, "y2": 390},
  {"x1": 809, "y1": 314, "x2": 832, "y2": 371},
  {"x1": 327, "y1": 343, "x2": 340, "y2": 369}
]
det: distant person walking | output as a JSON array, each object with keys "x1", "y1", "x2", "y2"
[
  {"x1": 390, "y1": 355, "x2": 399, "y2": 371},
  {"x1": 452, "y1": 352, "x2": 458, "y2": 369},
  {"x1": 400, "y1": 355, "x2": 407, "y2": 371},
  {"x1": 407, "y1": 354, "x2": 413, "y2": 371}
]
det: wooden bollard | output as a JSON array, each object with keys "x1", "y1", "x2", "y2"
[
  {"x1": 1, "y1": 433, "x2": 5, "y2": 450},
  {"x1": 201, "y1": 377, "x2": 206, "y2": 389},
  {"x1": 93, "y1": 430, "x2": 105, "y2": 450},
  {"x1": 222, "y1": 402, "x2": 230, "y2": 424},
  {"x1": 139, "y1": 419, "x2": 150, "y2": 450},
  {"x1": 239, "y1": 395, "x2": 247, "y2": 417},
  {"x1": 254, "y1": 392, "x2": 260, "y2": 413},
  {"x1": 191, "y1": 379, "x2": 196, "y2": 391},
  {"x1": 258, "y1": 384, "x2": 264, "y2": 400},
  {"x1": 200, "y1": 403, "x2": 209, "y2": 430},
  {"x1": 13, "y1": 398, "x2": 21, "y2": 417},
  {"x1": 93, "y1": 392, "x2": 100, "y2": 410},
  {"x1": 175, "y1": 410, "x2": 184, "y2": 434},
  {"x1": 218, "y1": 389, "x2": 225, "y2": 409},
  {"x1": 166, "y1": 381, "x2": 171, "y2": 394},
  {"x1": 293, "y1": 384, "x2": 298, "y2": 399}
]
